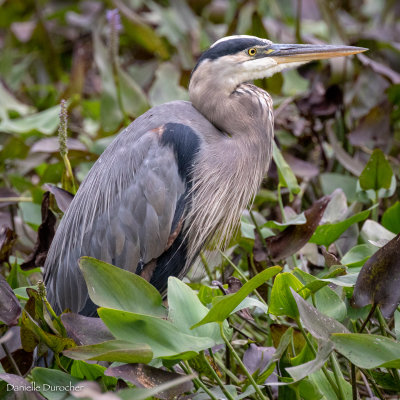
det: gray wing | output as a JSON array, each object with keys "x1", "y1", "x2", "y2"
[{"x1": 44, "y1": 123, "x2": 188, "y2": 315}]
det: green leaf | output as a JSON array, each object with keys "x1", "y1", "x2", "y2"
[
  {"x1": 191, "y1": 267, "x2": 281, "y2": 328},
  {"x1": 269, "y1": 273, "x2": 304, "y2": 319},
  {"x1": 341, "y1": 244, "x2": 376, "y2": 267},
  {"x1": 0, "y1": 105, "x2": 61, "y2": 136},
  {"x1": 320, "y1": 173, "x2": 358, "y2": 203},
  {"x1": 98, "y1": 308, "x2": 215, "y2": 360},
  {"x1": 382, "y1": 201, "x2": 400, "y2": 234},
  {"x1": 118, "y1": 67, "x2": 149, "y2": 118},
  {"x1": 310, "y1": 206, "x2": 373, "y2": 246},
  {"x1": 149, "y1": 63, "x2": 189, "y2": 107},
  {"x1": 359, "y1": 148, "x2": 393, "y2": 191},
  {"x1": 290, "y1": 289, "x2": 349, "y2": 340},
  {"x1": 272, "y1": 141, "x2": 300, "y2": 199},
  {"x1": 167, "y1": 277, "x2": 225, "y2": 343},
  {"x1": 331, "y1": 333, "x2": 400, "y2": 368},
  {"x1": 286, "y1": 339, "x2": 334, "y2": 382},
  {"x1": 0, "y1": 80, "x2": 34, "y2": 119},
  {"x1": 63, "y1": 339, "x2": 153, "y2": 363},
  {"x1": 31, "y1": 367, "x2": 82, "y2": 400},
  {"x1": 79, "y1": 257, "x2": 166, "y2": 317}
]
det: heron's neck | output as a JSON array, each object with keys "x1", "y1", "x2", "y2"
[{"x1": 185, "y1": 81, "x2": 274, "y2": 263}]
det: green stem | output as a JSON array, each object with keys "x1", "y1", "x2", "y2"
[
  {"x1": 182, "y1": 361, "x2": 219, "y2": 400},
  {"x1": 296, "y1": 319, "x2": 341, "y2": 398},
  {"x1": 277, "y1": 184, "x2": 286, "y2": 223},
  {"x1": 200, "y1": 251, "x2": 213, "y2": 282},
  {"x1": 350, "y1": 363, "x2": 357, "y2": 400},
  {"x1": 201, "y1": 351, "x2": 235, "y2": 399},
  {"x1": 219, "y1": 323, "x2": 268, "y2": 400},
  {"x1": 330, "y1": 354, "x2": 346, "y2": 400},
  {"x1": 219, "y1": 250, "x2": 268, "y2": 306},
  {"x1": 62, "y1": 154, "x2": 76, "y2": 194}
]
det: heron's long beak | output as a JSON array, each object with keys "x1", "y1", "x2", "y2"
[{"x1": 266, "y1": 43, "x2": 367, "y2": 64}]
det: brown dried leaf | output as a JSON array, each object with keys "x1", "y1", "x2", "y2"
[
  {"x1": 105, "y1": 363, "x2": 193, "y2": 400},
  {"x1": 0, "y1": 275, "x2": 21, "y2": 326},
  {"x1": 21, "y1": 192, "x2": 56, "y2": 270},
  {"x1": 352, "y1": 233, "x2": 400, "y2": 318},
  {"x1": 265, "y1": 195, "x2": 331, "y2": 261},
  {"x1": 61, "y1": 313, "x2": 114, "y2": 346},
  {"x1": 0, "y1": 225, "x2": 17, "y2": 263},
  {"x1": 45, "y1": 184, "x2": 74, "y2": 213},
  {"x1": 30, "y1": 137, "x2": 87, "y2": 154}
]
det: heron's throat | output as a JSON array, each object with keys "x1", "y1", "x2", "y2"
[{"x1": 185, "y1": 83, "x2": 274, "y2": 265}]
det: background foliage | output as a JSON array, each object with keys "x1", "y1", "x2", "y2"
[{"x1": 0, "y1": 0, "x2": 400, "y2": 399}]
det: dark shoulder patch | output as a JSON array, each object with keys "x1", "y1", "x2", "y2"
[
  {"x1": 193, "y1": 38, "x2": 267, "y2": 73},
  {"x1": 159, "y1": 122, "x2": 201, "y2": 181}
]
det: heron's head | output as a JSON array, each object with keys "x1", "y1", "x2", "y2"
[{"x1": 190, "y1": 35, "x2": 366, "y2": 92}]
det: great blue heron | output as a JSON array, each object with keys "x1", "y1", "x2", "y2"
[{"x1": 44, "y1": 35, "x2": 365, "y2": 316}]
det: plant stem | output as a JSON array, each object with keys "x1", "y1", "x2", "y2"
[
  {"x1": 219, "y1": 250, "x2": 268, "y2": 306},
  {"x1": 330, "y1": 354, "x2": 346, "y2": 400},
  {"x1": 277, "y1": 184, "x2": 286, "y2": 223},
  {"x1": 201, "y1": 351, "x2": 235, "y2": 400},
  {"x1": 219, "y1": 323, "x2": 268, "y2": 400},
  {"x1": 200, "y1": 251, "x2": 213, "y2": 282},
  {"x1": 182, "y1": 361, "x2": 219, "y2": 400},
  {"x1": 0, "y1": 197, "x2": 32, "y2": 203},
  {"x1": 296, "y1": 319, "x2": 341, "y2": 398},
  {"x1": 351, "y1": 362, "x2": 357, "y2": 400}
]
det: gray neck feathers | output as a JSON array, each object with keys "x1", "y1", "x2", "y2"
[{"x1": 186, "y1": 73, "x2": 274, "y2": 264}]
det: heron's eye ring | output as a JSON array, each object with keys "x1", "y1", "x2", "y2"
[{"x1": 248, "y1": 48, "x2": 257, "y2": 56}]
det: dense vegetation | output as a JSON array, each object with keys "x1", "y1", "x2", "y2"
[{"x1": 0, "y1": 0, "x2": 400, "y2": 399}]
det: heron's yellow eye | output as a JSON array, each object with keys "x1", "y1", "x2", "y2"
[{"x1": 248, "y1": 48, "x2": 257, "y2": 56}]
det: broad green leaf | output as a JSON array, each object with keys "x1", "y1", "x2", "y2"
[
  {"x1": 98, "y1": 308, "x2": 215, "y2": 360},
  {"x1": 294, "y1": 268, "x2": 346, "y2": 321},
  {"x1": 352, "y1": 233, "x2": 400, "y2": 318},
  {"x1": 63, "y1": 339, "x2": 152, "y2": 363},
  {"x1": 269, "y1": 273, "x2": 304, "y2": 319},
  {"x1": 119, "y1": 3, "x2": 170, "y2": 59},
  {"x1": 0, "y1": 80, "x2": 34, "y2": 119},
  {"x1": 191, "y1": 267, "x2": 281, "y2": 328},
  {"x1": 295, "y1": 267, "x2": 347, "y2": 294},
  {"x1": 360, "y1": 219, "x2": 396, "y2": 244},
  {"x1": 0, "y1": 105, "x2": 61, "y2": 136},
  {"x1": 382, "y1": 201, "x2": 400, "y2": 234},
  {"x1": 310, "y1": 207, "x2": 373, "y2": 246},
  {"x1": 359, "y1": 148, "x2": 393, "y2": 191},
  {"x1": 167, "y1": 277, "x2": 225, "y2": 343},
  {"x1": 31, "y1": 368, "x2": 82, "y2": 400},
  {"x1": 286, "y1": 339, "x2": 334, "y2": 382},
  {"x1": 290, "y1": 289, "x2": 349, "y2": 340},
  {"x1": 119, "y1": 66, "x2": 149, "y2": 117},
  {"x1": 79, "y1": 257, "x2": 166, "y2": 317},
  {"x1": 272, "y1": 141, "x2": 300, "y2": 199},
  {"x1": 320, "y1": 173, "x2": 358, "y2": 202},
  {"x1": 331, "y1": 333, "x2": 400, "y2": 368},
  {"x1": 262, "y1": 213, "x2": 307, "y2": 231},
  {"x1": 309, "y1": 369, "x2": 352, "y2": 400},
  {"x1": 149, "y1": 63, "x2": 188, "y2": 107},
  {"x1": 341, "y1": 244, "x2": 376, "y2": 267}
]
